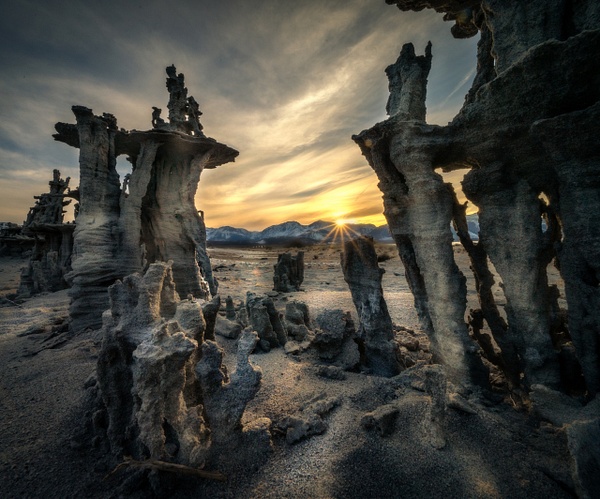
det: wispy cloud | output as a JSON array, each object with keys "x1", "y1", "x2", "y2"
[{"x1": 0, "y1": 0, "x2": 478, "y2": 228}]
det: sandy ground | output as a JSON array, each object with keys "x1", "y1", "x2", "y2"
[
  {"x1": 209, "y1": 244, "x2": 421, "y2": 329},
  {"x1": 0, "y1": 245, "x2": 573, "y2": 498}
]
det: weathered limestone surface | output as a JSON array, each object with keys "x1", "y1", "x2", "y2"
[
  {"x1": 341, "y1": 236, "x2": 400, "y2": 377},
  {"x1": 377, "y1": 147, "x2": 433, "y2": 334},
  {"x1": 462, "y1": 166, "x2": 561, "y2": 389},
  {"x1": 196, "y1": 329, "x2": 271, "y2": 466},
  {"x1": 355, "y1": 1, "x2": 600, "y2": 399},
  {"x1": 531, "y1": 104, "x2": 600, "y2": 397},
  {"x1": 385, "y1": 41, "x2": 431, "y2": 120},
  {"x1": 450, "y1": 192, "x2": 518, "y2": 387},
  {"x1": 273, "y1": 251, "x2": 304, "y2": 292},
  {"x1": 96, "y1": 262, "x2": 207, "y2": 463},
  {"x1": 54, "y1": 67, "x2": 238, "y2": 332},
  {"x1": 313, "y1": 309, "x2": 360, "y2": 371},
  {"x1": 284, "y1": 300, "x2": 311, "y2": 341},
  {"x1": 246, "y1": 292, "x2": 287, "y2": 349},
  {"x1": 18, "y1": 170, "x2": 75, "y2": 296},
  {"x1": 62, "y1": 108, "x2": 123, "y2": 333},
  {"x1": 354, "y1": 44, "x2": 486, "y2": 388},
  {"x1": 95, "y1": 262, "x2": 269, "y2": 472},
  {"x1": 530, "y1": 385, "x2": 600, "y2": 498},
  {"x1": 358, "y1": 2, "x2": 600, "y2": 494}
]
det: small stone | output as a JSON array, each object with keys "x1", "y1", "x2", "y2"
[
  {"x1": 447, "y1": 392, "x2": 477, "y2": 414},
  {"x1": 215, "y1": 316, "x2": 242, "y2": 339},
  {"x1": 361, "y1": 404, "x2": 399, "y2": 437},
  {"x1": 398, "y1": 335, "x2": 419, "y2": 352},
  {"x1": 317, "y1": 365, "x2": 347, "y2": 380},
  {"x1": 284, "y1": 342, "x2": 301, "y2": 355}
]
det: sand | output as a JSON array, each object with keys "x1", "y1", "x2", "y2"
[{"x1": 0, "y1": 245, "x2": 573, "y2": 498}]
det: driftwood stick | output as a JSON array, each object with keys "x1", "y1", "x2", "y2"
[
  {"x1": 105, "y1": 457, "x2": 227, "y2": 482},
  {"x1": 1, "y1": 296, "x2": 23, "y2": 309}
]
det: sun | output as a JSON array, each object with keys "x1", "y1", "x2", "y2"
[
  {"x1": 335, "y1": 218, "x2": 355, "y2": 227},
  {"x1": 322, "y1": 219, "x2": 363, "y2": 246}
]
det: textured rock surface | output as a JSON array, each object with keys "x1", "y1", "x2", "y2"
[
  {"x1": 246, "y1": 292, "x2": 287, "y2": 348},
  {"x1": 566, "y1": 419, "x2": 600, "y2": 499},
  {"x1": 53, "y1": 66, "x2": 238, "y2": 333},
  {"x1": 341, "y1": 236, "x2": 400, "y2": 377},
  {"x1": 95, "y1": 262, "x2": 269, "y2": 475},
  {"x1": 354, "y1": 1, "x2": 600, "y2": 397},
  {"x1": 18, "y1": 170, "x2": 75, "y2": 297},
  {"x1": 96, "y1": 262, "x2": 208, "y2": 464},
  {"x1": 313, "y1": 309, "x2": 360, "y2": 370},
  {"x1": 530, "y1": 384, "x2": 600, "y2": 497},
  {"x1": 201, "y1": 295, "x2": 221, "y2": 341},
  {"x1": 273, "y1": 251, "x2": 304, "y2": 292},
  {"x1": 277, "y1": 394, "x2": 341, "y2": 445},
  {"x1": 215, "y1": 315, "x2": 242, "y2": 339},
  {"x1": 361, "y1": 404, "x2": 399, "y2": 436},
  {"x1": 196, "y1": 329, "x2": 272, "y2": 467},
  {"x1": 385, "y1": 41, "x2": 431, "y2": 120},
  {"x1": 284, "y1": 300, "x2": 311, "y2": 341},
  {"x1": 64, "y1": 108, "x2": 123, "y2": 333}
]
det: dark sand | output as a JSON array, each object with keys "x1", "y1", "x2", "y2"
[{"x1": 0, "y1": 245, "x2": 572, "y2": 498}]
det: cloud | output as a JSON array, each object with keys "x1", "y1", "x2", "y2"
[{"x1": 0, "y1": 0, "x2": 479, "y2": 227}]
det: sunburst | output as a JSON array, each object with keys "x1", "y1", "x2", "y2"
[{"x1": 321, "y1": 219, "x2": 363, "y2": 247}]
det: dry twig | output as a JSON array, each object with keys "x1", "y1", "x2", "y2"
[{"x1": 104, "y1": 456, "x2": 226, "y2": 482}]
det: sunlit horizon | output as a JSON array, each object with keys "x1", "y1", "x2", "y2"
[{"x1": 0, "y1": 2, "x2": 480, "y2": 230}]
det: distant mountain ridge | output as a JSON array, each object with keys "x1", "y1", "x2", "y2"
[
  {"x1": 207, "y1": 215, "x2": 481, "y2": 245},
  {"x1": 206, "y1": 220, "x2": 387, "y2": 245}
]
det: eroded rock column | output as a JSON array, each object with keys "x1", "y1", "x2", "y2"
[
  {"x1": 385, "y1": 41, "x2": 432, "y2": 120},
  {"x1": 53, "y1": 66, "x2": 238, "y2": 332},
  {"x1": 140, "y1": 149, "x2": 213, "y2": 299},
  {"x1": 273, "y1": 251, "x2": 304, "y2": 292},
  {"x1": 354, "y1": 42, "x2": 485, "y2": 387},
  {"x1": 341, "y1": 236, "x2": 399, "y2": 377},
  {"x1": 463, "y1": 164, "x2": 561, "y2": 389},
  {"x1": 66, "y1": 107, "x2": 122, "y2": 333},
  {"x1": 390, "y1": 133, "x2": 486, "y2": 386},
  {"x1": 18, "y1": 170, "x2": 75, "y2": 297},
  {"x1": 95, "y1": 262, "x2": 270, "y2": 473},
  {"x1": 532, "y1": 104, "x2": 600, "y2": 395}
]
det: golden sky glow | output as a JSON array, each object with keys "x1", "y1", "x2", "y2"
[{"x1": 0, "y1": 1, "x2": 478, "y2": 230}]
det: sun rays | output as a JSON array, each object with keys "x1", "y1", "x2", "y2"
[{"x1": 322, "y1": 219, "x2": 364, "y2": 246}]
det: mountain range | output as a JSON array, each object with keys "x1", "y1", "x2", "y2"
[{"x1": 206, "y1": 215, "x2": 480, "y2": 245}]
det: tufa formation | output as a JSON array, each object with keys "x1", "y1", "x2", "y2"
[
  {"x1": 356, "y1": 0, "x2": 600, "y2": 396},
  {"x1": 18, "y1": 170, "x2": 75, "y2": 296},
  {"x1": 354, "y1": 1, "x2": 600, "y2": 494},
  {"x1": 53, "y1": 66, "x2": 238, "y2": 333}
]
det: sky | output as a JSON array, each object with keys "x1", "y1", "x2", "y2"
[{"x1": 0, "y1": 0, "x2": 478, "y2": 231}]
